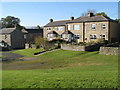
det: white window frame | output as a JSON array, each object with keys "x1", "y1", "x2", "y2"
[
  {"x1": 74, "y1": 34, "x2": 80, "y2": 39},
  {"x1": 57, "y1": 26, "x2": 63, "y2": 30},
  {"x1": 68, "y1": 25, "x2": 71, "y2": 30},
  {"x1": 5, "y1": 35, "x2": 7, "y2": 39},
  {"x1": 73, "y1": 25, "x2": 80, "y2": 30},
  {"x1": 48, "y1": 34, "x2": 53, "y2": 37},
  {"x1": 24, "y1": 34, "x2": 27, "y2": 39},
  {"x1": 102, "y1": 24, "x2": 106, "y2": 30},
  {"x1": 90, "y1": 34, "x2": 97, "y2": 39},
  {"x1": 47, "y1": 27, "x2": 51, "y2": 30},
  {"x1": 91, "y1": 24, "x2": 96, "y2": 30},
  {"x1": 100, "y1": 34, "x2": 105, "y2": 39}
]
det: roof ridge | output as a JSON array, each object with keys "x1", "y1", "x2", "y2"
[{"x1": 53, "y1": 19, "x2": 70, "y2": 22}]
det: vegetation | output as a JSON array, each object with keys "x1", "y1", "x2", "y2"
[
  {"x1": 95, "y1": 12, "x2": 109, "y2": 18},
  {"x1": 1, "y1": 16, "x2": 20, "y2": 28},
  {"x1": 2, "y1": 49, "x2": 118, "y2": 88},
  {"x1": 11, "y1": 49, "x2": 41, "y2": 57},
  {"x1": 34, "y1": 36, "x2": 58, "y2": 50},
  {"x1": 115, "y1": 18, "x2": 120, "y2": 21}
]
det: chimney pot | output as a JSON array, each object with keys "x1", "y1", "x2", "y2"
[
  {"x1": 50, "y1": 19, "x2": 53, "y2": 22},
  {"x1": 88, "y1": 12, "x2": 94, "y2": 17},
  {"x1": 70, "y1": 17, "x2": 74, "y2": 20}
]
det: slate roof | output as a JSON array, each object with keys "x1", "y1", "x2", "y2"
[
  {"x1": 0, "y1": 28, "x2": 15, "y2": 34},
  {"x1": 44, "y1": 15, "x2": 116, "y2": 27},
  {"x1": 44, "y1": 20, "x2": 70, "y2": 27},
  {"x1": 67, "y1": 15, "x2": 115, "y2": 23},
  {"x1": 22, "y1": 29, "x2": 43, "y2": 33},
  {"x1": 62, "y1": 31, "x2": 74, "y2": 35}
]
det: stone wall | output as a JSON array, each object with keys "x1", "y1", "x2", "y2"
[
  {"x1": 61, "y1": 44, "x2": 86, "y2": 51},
  {"x1": 61, "y1": 44, "x2": 102, "y2": 51},
  {"x1": 99, "y1": 47, "x2": 119, "y2": 55}
]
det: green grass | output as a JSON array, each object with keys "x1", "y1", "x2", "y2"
[
  {"x1": 11, "y1": 49, "x2": 42, "y2": 57},
  {"x1": 2, "y1": 49, "x2": 118, "y2": 88}
]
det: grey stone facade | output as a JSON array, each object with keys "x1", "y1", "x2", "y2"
[{"x1": 0, "y1": 26, "x2": 25, "y2": 49}]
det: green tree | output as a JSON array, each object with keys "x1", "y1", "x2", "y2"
[
  {"x1": 81, "y1": 9, "x2": 97, "y2": 16},
  {"x1": 95, "y1": 12, "x2": 109, "y2": 18},
  {"x1": 115, "y1": 18, "x2": 120, "y2": 21},
  {"x1": 1, "y1": 16, "x2": 20, "y2": 28}
]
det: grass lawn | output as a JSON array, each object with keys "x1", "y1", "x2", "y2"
[
  {"x1": 2, "y1": 49, "x2": 118, "y2": 88},
  {"x1": 11, "y1": 48, "x2": 42, "y2": 57}
]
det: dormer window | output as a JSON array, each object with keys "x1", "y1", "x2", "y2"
[
  {"x1": 47, "y1": 28, "x2": 51, "y2": 30},
  {"x1": 91, "y1": 24, "x2": 96, "y2": 30}
]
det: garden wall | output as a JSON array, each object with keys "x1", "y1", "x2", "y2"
[
  {"x1": 61, "y1": 44, "x2": 86, "y2": 51},
  {"x1": 99, "y1": 47, "x2": 119, "y2": 55},
  {"x1": 61, "y1": 44, "x2": 102, "y2": 51}
]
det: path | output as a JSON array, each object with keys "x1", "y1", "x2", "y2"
[
  {"x1": 1, "y1": 52, "x2": 23, "y2": 61},
  {"x1": 34, "y1": 49, "x2": 60, "y2": 56}
]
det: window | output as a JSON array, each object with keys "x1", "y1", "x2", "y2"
[
  {"x1": 57, "y1": 27, "x2": 63, "y2": 30},
  {"x1": 48, "y1": 34, "x2": 53, "y2": 37},
  {"x1": 100, "y1": 34, "x2": 105, "y2": 39},
  {"x1": 91, "y1": 24, "x2": 96, "y2": 30},
  {"x1": 24, "y1": 35, "x2": 27, "y2": 39},
  {"x1": 47, "y1": 27, "x2": 51, "y2": 30},
  {"x1": 68, "y1": 25, "x2": 71, "y2": 30},
  {"x1": 102, "y1": 24, "x2": 106, "y2": 30},
  {"x1": 5, "y1": 35, "x2": 7, "y2": 39},
  {"x1": 73, "y1": 25, "x2": 80, "y2": 30},
  {"x1": 90, "y1": 34, "x2": 97, "y2": 39},
  {"x1": 74, "y1": 34, "x2": 80, "y2": 39}
]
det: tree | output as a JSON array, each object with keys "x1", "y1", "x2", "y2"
[
  {"x1": 1, "y1": 16, "x2": 20, "y2": 28},
  {"x1": 36, "y1": 25, "x2": 41, "y2": 29},
  {"x1": 95, "y1": 12, "x2": 109, "y2": 18},
  {"x1": 35, "y1": 36, "x2": 47, "y2": 49},
  {"x1": 115, "y1": 19, "x2": 120, "y2": 21},
  {"x1": 81, "y1": 9, "x2": 97, "y2": 16}
]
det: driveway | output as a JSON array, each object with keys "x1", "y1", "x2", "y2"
[{"x1": 1, "y1": 52, "x2": 23, "y2": 62}]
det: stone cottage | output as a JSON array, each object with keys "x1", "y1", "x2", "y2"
[
  {"x1": 22, "y1": 28, "x2": 43, "y2": 44},
  {"x1": 0, "y1": 25, "x2": 25, "y2": 49},
  {"x1": 44, "y1": 12, "x2": 119, "y2": 43}
]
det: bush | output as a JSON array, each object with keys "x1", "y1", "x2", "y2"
[
  {"x1": 35, "y1": 36, "x2": 58, "y2": 51},
  {"x1": 95, "y1": 38, "x2": 108, "y2": 44}
]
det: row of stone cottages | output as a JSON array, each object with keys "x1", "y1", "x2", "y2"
[{"x1": 0, "y1": 12, "x2": 120, "y2": 50}]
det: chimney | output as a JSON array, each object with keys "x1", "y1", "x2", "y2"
[
  {"x1": 70, "y1": 17, "x2": 74, "y2": 20},
  {"x1": 88, "y1": 12, "x2": 94, "y2": 17},
  {"x1": 50, "y1": 19, "x2": 53, "y2": 22}
]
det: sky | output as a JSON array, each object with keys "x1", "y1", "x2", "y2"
[{"x1": 1, "y1": 2, "x2": 119, "y2": 27}]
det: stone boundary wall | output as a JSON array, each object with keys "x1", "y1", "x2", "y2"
[
  {"x1": 99, "y1": 47, "x2": 119, "y2": 55},
  {"x1": 61, "y1": 44, "x2": 86, "y2": 51},
  {"x1": 61, "y1": 44, "x2": 102, "y2": 51}
]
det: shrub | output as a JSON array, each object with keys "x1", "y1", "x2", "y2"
[
  {"x1": 95, "y1": 38, "x2": 108, "y2": 44},
  {"x1": 35, "y1": 36, "x2": 58, "y2": 51}
]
